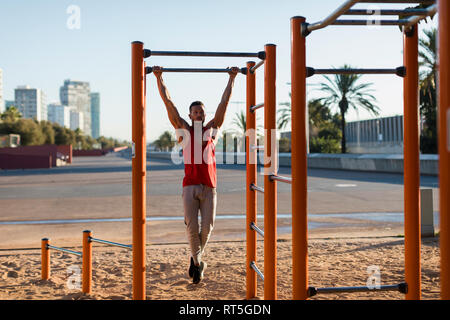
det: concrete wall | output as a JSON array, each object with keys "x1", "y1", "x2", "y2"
[
  {"x1": 0, "y1": 145, "x2": 61, "y2": 167},
  {"x1": 0, "y1": 153, "x2": 52, "y2": 169}
]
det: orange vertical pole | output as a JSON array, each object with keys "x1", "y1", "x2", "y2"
[
  {"x1": 68, "y1": 145, "x2": 72, "y2": 164},
  {"x1": 264, "y1": 43, "x2": 277, "y2": 300},
  {"x1": 403, "y1": 25, "x2": 421, "y2": 300},
  {"x1": 82, "y1": 230, "x2": 92, "y2": 294},
  {"x1": 41, "y1": 238, "x2": 49, "y2": 280},
  {"x1": 246, "y1": 61, "x2": 257, "y2": 299},
  {"x1": 438, "y1": 0, "x2": 450, "y2": 300},
  {"x1": 291, "y1": 16, "x2": 308, "y2": 300},
  {"x1": 131, "y1": 41, "x2": 146, "y2": 300}
]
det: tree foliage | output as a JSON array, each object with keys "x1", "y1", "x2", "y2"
[
  {"x1": 0, "y1": 110, "x2": 127, "y2": 150},
  {"x1": 419, "y1": 28, "x2": 437, "y2": 154}
]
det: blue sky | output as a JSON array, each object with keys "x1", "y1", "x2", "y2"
[{"x1": 0, "y1": 1, "x2": 437, "y2": 142}]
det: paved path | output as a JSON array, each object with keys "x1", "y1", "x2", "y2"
[{"x1": 0, "y1": 153, "x2": 439, "y2": 249}]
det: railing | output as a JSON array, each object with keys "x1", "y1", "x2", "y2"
[{"x1": 41, "y1": 231, "x2": 132, "y2": 295}]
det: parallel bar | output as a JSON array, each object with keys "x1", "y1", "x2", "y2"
[
  {"x1": 308, "y1": 283, "x2": 408, "y2": 296},
  {"x1": 403, "y1": 24, "x2": 421, "y2": 300},
  {"x1": 438, "y1": 0, "x2": 450, "y2": 300},
  {"x1": 250, "y1": 60, "x2": 265, "y2": 73},
  {"x1": 47, "y1": 245, "x2": 82, "y2": 257},
  {"x1": 269, "y1": 174, "x2": 292, "y2": 184},
  {"x1": 250, "y1": 261, "x2": 264, "y2": 281},
  {"x1": 146, "y1": 50, "x2": 264, "y2": 59},
  {"x1": 250, "y1": 222, "x2": 265, "y2": 237},
  {"x1": 146, "y1": 67, "x2": 245, "y2": 74},
  {"x1": 89, "y1": 237, "x2": 132, "y2": 249},
  {"x1": 306, "y1": 0, "x2": 359, "y2": 34},
  {"x1": 250, "y1": 183, "x2": 265, "y2": 193},
  {"x1": 246, "y1": 60, "x2": 258, "y2": 300},
  {"x1": 344, "y1": 8, "x2": 432, "y2": 15},
  {"x1": 250, "y1": 103, "x2": 264, "y2": 112}
]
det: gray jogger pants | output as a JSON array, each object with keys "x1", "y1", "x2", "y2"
[{"x1": 182, "y1": 184, "x2": 217, "y2": 265}]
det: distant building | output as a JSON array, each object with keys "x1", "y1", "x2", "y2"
[
  {"x1": 90, "y1": 92, "x2": 100, "y2": 138},
  {"x1": 60, "y1": 80, "x2": 91, "y2": 136},
  {"x1": 345, "y1": 115, "x2": 404, "y2": 154},
  {"x1": 0, "y1": 68, "x2": 4, "y2": 112},
  {"x1": 47, "y1": 104, "x2": 71, "y2": 128},
  {"x1": 14, "y1": 85, "x2": 47, "y2": 121},
  {"x1": 5, "y1": 100, "x2": 15, "y2": 110},
  {"x1": 70, "y1": 109, "x2": 84, "y2": 131}
]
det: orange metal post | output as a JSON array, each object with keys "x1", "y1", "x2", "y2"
[
  {"x1": 438, "y1": 0, "x2": 450, "y2": 300},
  {"x1": 41, "y1": 238, "x2": 49, "y2": 280},
  {"x1": 403, "y1": 25, "x2": 421, "y2": 300},
  {"x1": 82, "y1": 230, "x2": 92, "y2": 294},
  {"x1": 291, "y1": 16, "x2": 309, "y2": 300},
  {"x1": 68, "y1": 145, "x2": 72, "y2": 164},
  {"x1": 264, "y1": 44, "x2": 277, "y2": 300},
  {"x1": 131, "y1": 41, "x2": 147, "y2": 300},
  {"x1": 246, "y1": 61, "x2": 257, "y2": 300}
]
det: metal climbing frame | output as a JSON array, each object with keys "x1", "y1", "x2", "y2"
[
  {"x1": 132, "y1": 42, "x2": 266, "y2": 300},
  {"x1": 290, "y1": 0, "x2": 437, "y2": 300},
  {"x1": 245, "y1": 44, "x2": 278, "y2": 300}
]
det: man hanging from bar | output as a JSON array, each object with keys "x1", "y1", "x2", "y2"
[{"x1": 153, "y1": 66, "x2": 240, "y2": 284}]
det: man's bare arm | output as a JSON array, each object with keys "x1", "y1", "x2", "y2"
[
  {"x1": 153, "y1": 66, "x2": 189, "y2": 130},
  {"x1": 206, "y1": 67, "x2": 239, "y2": 129}
]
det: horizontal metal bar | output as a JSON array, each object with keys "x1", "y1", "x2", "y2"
[
  {"x1": 357, "y1": 0, "x2": 434, "y2": 3},
  {"x1": 47, "y1": 245, "x2": 82, "y2": 257},
  {"x1": 307, "y1": 66, "x2": 405, "y2": 77},
  {"x1": 344, "y1": 8, "x2": 431, "y2": 16},
  {"x1": 250, "y1": 144, "x2": 264, "y2": 151},
  {"x1": 315, "y1": 68, "x2": 398, "y2": 74},
  {"x1": 250, "y1": 222, "x2": 265, "y2": 237},
  {"x1": 146, "y1": 67, "x2": 245, "y2": 74},
  {"x1": 332, "y1": 19, "x2": 410, "y2": 26},
  {"x1": 250, "y1": 183, "x2": 264, "y2": 193},
  {"x1": 404, "y1": 4, "x2": 437, "y2": 27},
  {"x1": 250, "y1": 261, "x2": 264, "y2": 281},
  {"x1": 250, "y1": 60, "x2": 265, "y2": 73},
  {"x1": 269, "y1": 174, "x2": 292, "y2": 184},
  {"x1": 306, "y1": 0, "x2": 359, "y2": 34},
  {"x1": 308, "y1": 283, "x2": 408, "y2": 297},
  {"x1": 250, "y1": 103, "x2": 264, "y2": 112},
  {"x1": 89, "y1": 237, "x2": 132, "y2": 249},
  {"x1": 144, "y1": 49, "x2": 265, "y2": 60}
]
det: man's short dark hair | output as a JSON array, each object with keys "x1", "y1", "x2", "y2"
[{"x1": 189, "y1": 101, "x2": 204, "y2": 113}]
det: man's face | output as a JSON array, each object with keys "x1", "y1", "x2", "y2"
[{"x1": 189, "y1": 105, "x2": 205, "y2": 123}]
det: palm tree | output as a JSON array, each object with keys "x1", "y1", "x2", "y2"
[
  {"x1": 317, "y1": 65, "x2": 379, "y2": 153},
  {"x1": 419, "y1": 27, "x2": 437, "y2": 153},
  {"x1": 232, "y1": 110, "x2": 247, "y2": 137},
  {"x1": 277, "y1": 97, "x2": 331, "y2": 136}
]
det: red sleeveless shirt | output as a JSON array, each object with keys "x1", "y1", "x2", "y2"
[{"x1": 182, "y1": 127, "x2": 217, "y2": 188}]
